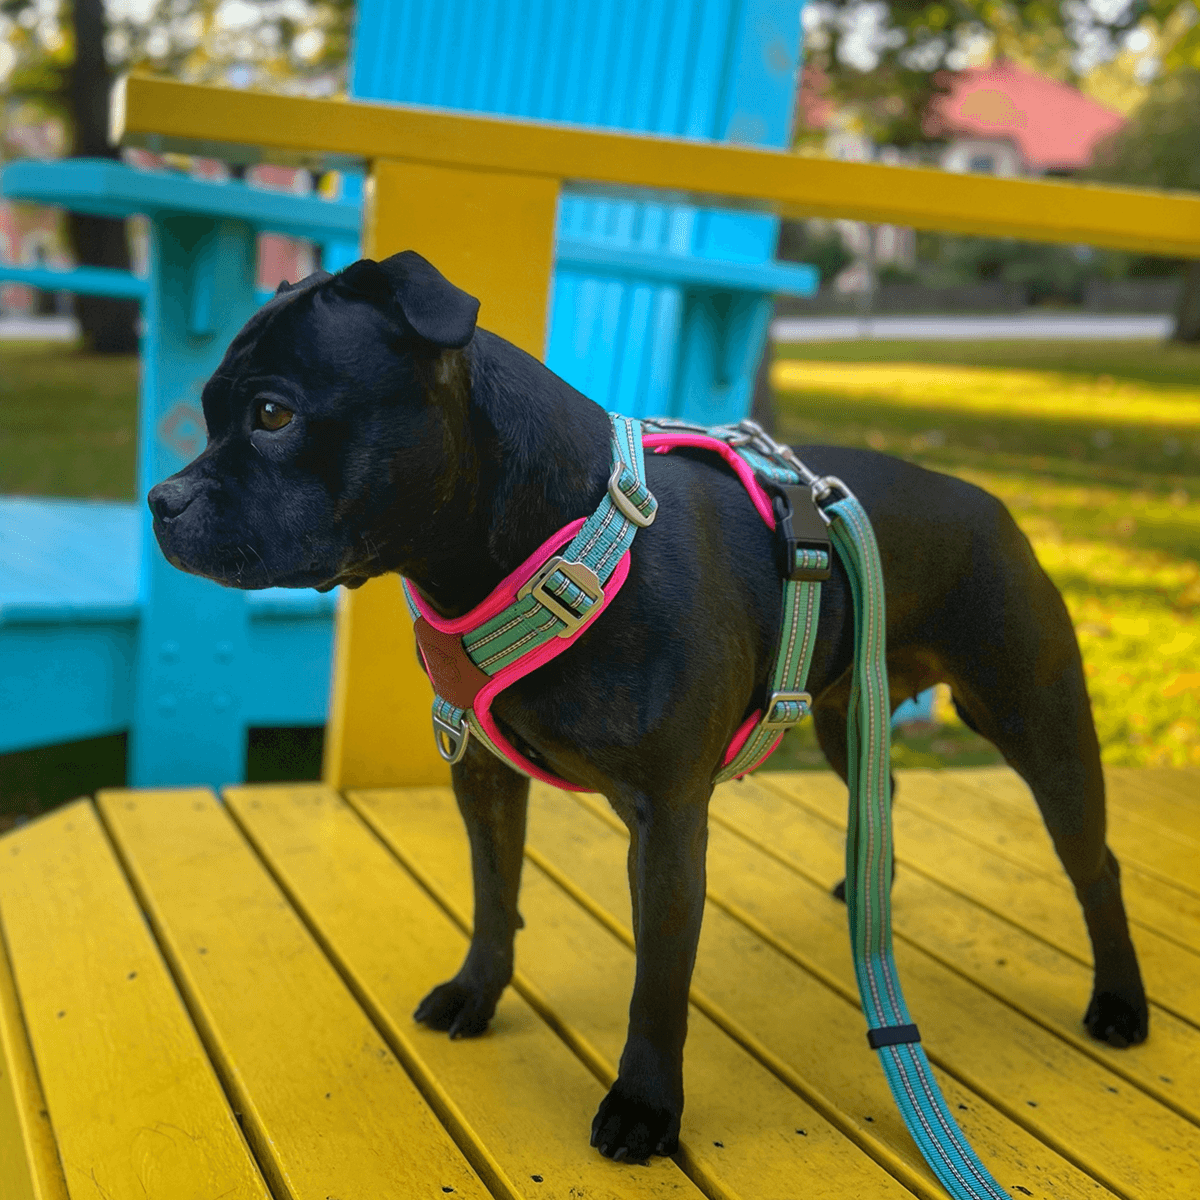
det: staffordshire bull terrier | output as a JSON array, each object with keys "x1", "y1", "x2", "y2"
[{"x1": 148, "y1": 251, "x2": 1148, "y2": 1162}]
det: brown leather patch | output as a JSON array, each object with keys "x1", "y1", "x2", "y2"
[{"x1": 414, "y1": 616, "x2": 492, "y2": 710}]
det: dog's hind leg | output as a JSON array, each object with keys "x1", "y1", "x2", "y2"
[
  {"x1": 413, "y1": 738, "x2": 530, "y2": 1038},
  {"x1": 591, "y1": 784, "x2": 711, "y2": 1161},
  {"x1": 944, "y1": 593, "x2": 1148, "y2": 1048}
]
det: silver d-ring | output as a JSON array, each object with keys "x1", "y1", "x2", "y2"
[{"x1": 433, "y1": 712, "x2": 470, "y2": 764}]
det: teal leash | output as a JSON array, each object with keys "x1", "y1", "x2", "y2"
[{"x1": 825, "y1": 483, "x2": 1009, "y2": 1200}]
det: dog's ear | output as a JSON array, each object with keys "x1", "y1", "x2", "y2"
[
  {"x1": 336, "y1": 251, "x2": 480, "y2": 348},
  {"x1": 275, "y1": 279, "x2": 294, "y2": 296}
]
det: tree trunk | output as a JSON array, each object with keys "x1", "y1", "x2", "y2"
[
  {"x1": 1170, "y1": 261, "x2": 1200, "y2": 343},
  {"x1": 67, "y1": 0, "x2": 139, "y2": 354}
]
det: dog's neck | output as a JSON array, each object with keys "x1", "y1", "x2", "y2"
[{"x1": 402, "y1": 329, "x2": 612, "y2": 618}]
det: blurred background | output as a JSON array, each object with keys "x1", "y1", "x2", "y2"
[{"x1": 1, "y1": 0, "x2": 1197, "y2": 822}]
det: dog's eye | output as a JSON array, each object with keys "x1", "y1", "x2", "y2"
[{"x1": 255, "y1": 400, "x2": 293, "y2": 432}]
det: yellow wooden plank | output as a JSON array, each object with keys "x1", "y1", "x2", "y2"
[
  {"x1": 321, "y1": 158, "x2": 559, "y2": 790},
  {"x1": 956, "y1": 768, "x2": 1200, "y2": 902},
  {"x1": 0, "y1": 800, "x2": 270, "y2": 1200},
  {"x1": 732, "y1": 775, "x2": 1200, "y2": 1126},
  {"x1": 545, "y1": 786, "x2": 1200, "y2": 1200},
  {"x1": 223, "y1": 782, "x2": 700, "y2": 1200},
  {"x1": 1105, "y1": 768, "x2": 1200, "y2": 844},
  {"x1": 114, "y1": 74, "x2": 1200, "y2": 258},
  {"x1": 759, "y1": 771, "x2": 1200, "y2": 1027},
  {"x1": 0, "y1": 912, "x2": 68, "y2": 1200},
  {"x1": 349, "y1": 786, "x2": 1098, "y2": 1200},
  {"x1": 694, "y1": 790, "x2": 1200, "y2": 1197},
  {"x1": 837, "y1": 768, "x2": 1200, "y2": 960},
  {"x1": 903, "y1": 767, "x2": 1200, "y2": 903},
  {"x1": 96, "y1": 787, "x2": 489, "y2": 1200}
]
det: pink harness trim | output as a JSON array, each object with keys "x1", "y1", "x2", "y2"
[{"x1": 414, "y1": 431, "x2": 791, "y2": 789}]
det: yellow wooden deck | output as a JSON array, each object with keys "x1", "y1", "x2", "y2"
[{"x1": 2, "y1": 765, "x2": 1197, "y2": 1199}]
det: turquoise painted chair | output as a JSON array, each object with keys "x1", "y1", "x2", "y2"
[
  {"x1": 0, "y1": 159, "x2": 358, "y2": 785},
  {"x1": 350, "y1": 0, "x2": 816, "y2": 424}
]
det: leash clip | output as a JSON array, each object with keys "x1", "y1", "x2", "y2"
[
  {"x1": 433, "y1": 710, "x2": 470, "y2": 764},
  {"x1": 518, "y1": 556, "x2": 604, "y2": 637}
]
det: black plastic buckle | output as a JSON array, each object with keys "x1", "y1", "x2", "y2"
[{"x1": 773, "y1": 485, "x2": 832, "y2": 582}]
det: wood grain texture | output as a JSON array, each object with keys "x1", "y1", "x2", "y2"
[
  {"x1": 97, "y1": 787, "x2": 488, "y2": 1200},
  {"x1": 348, "y1": 785, "x2": 919, "y2": 1200},
  {"x1": 0, "y1": 800, "x2": 269, "y2": 1200},
  {"x1": 0, "y1": 922, "x2": 68, "y2": 1200},
  {"x1": 224, "y1": 781, "x2": 699, "y2": 1200},
  {"x1": 530, "y1": 785, "x2": 1117, "y2": 1200},
  {"x1": 750, "y1": 773, "x2": 1200, "y2": 1126}
]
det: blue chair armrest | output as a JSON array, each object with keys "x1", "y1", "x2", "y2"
[
  {"x1": 2, "y1": 159, "x2": 360, "y2": 241},
  {"x1": 0, "y1": 263, "x2": 148, "y2": 300},
  {"x1": 555, "y1": 238, "x2": 818, "y2": 297}
]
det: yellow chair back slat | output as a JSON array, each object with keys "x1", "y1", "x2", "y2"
[{"x1": 110, "y1": 73, "x2": 1200, "y2": 789}]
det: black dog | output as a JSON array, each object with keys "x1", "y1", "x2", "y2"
[{"x1": 149, "y1": 251, "x2": 1148, "y2": 1162}]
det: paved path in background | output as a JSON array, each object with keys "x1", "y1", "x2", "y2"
[
  {"x1": 771, "y1": 313, "x2": 1172, "y2": 342},
  {"x1": 0, "y1": 316, "x2": 79, "y2": 341},
  {"x1": 0, "y1": 312, "x2": 1176, "y2": 345}
]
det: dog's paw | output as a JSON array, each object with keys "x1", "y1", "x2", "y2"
[
  {"x1": 1084, "y1": 988, "x2": 1149, "y2": 1048},
  {"x1": 413, "y1": 978, "x2": 498, "y2": 1039},
  {"x1": 590, "y1": 1079, "x2": 680, "y2": 1163}
]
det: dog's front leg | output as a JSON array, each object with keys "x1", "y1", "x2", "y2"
[
  {"x1": 414, "y1": 737, "x2": 529, "y2": 1038},
  {"x1": 592, "y1": 790, "x2": 709, "y2": 1162}
]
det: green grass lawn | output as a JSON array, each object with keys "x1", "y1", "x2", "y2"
[
  {"x1": 0, "y1": 342, "x2": 140, "y2": 499},
  {"x1": 769, "y1": 338, "x2": 1200, "y2": 771},
  {"x1": 2, "y1": 336, "x2": 1197, "y2": 813}
]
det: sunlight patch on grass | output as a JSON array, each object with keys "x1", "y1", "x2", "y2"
[
  {"x1": 772, "y1": 340, "x2": 1200, "y2": 769},
  {"x1": 772, "y1": 360, "x2": 1200, "y2": 431}
]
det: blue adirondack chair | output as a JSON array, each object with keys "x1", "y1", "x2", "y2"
[
  {"x1": 350, "y1": 0, "x2": 816, "y2": 424},
  {"x1": 0, "y1": 159, "x2": 358, "y2": 786}
]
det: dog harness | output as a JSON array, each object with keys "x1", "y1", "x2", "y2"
[
  {"x1": 403, "y1": 413, "x2": 1008, "y2": 1200},
  {"x1": 403, "y1": 414, "x2": 831, "y2": 790}
]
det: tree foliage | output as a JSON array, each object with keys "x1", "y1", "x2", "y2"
[
  {"x1": 1088, "y1": 65, "x2": 1200, "y2": 191},
  {"x1": 804, "y1": 0, "x2": 1185, "y2": 145}
]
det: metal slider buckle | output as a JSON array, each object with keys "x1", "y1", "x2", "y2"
[
  {"x1": 517, "y1": 556, "x2": 605, "y2": 638},
  {"x1": 433, "y1": 711, "x2": 470, "y2": 764},
  {"x1": 761, "y1": 690, "x2": 812, "y2": 731},
  {"x1": 607, "y1": 462, "x2": 656, "y2": 528}
]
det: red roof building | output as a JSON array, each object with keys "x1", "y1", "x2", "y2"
[{"x1": 925, "y1": 60, "x2": 1126, "y2": 174}]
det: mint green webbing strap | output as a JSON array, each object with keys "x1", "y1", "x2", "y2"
[
  {"x1": 713, "y1": 569, "x2": 821, "y2": 785},
  {"x1": 827, "y1": 488, "x2": 1008, "y2": 1200}
]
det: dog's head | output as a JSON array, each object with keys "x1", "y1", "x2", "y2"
[{"x1": 148, "y1": 251, "x2": 480, "y2": 592}]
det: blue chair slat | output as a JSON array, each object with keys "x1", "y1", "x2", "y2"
[
  {"x1": 0, "y1": 262, "x2": 147, "y2": 299},
  {"x1": 349, "y1": 0, "x2": 813, "y2": 424}
]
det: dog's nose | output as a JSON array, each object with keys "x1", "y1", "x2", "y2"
[{"x1": 148, "y1": 479, "x2": 194, "y2": 522}]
